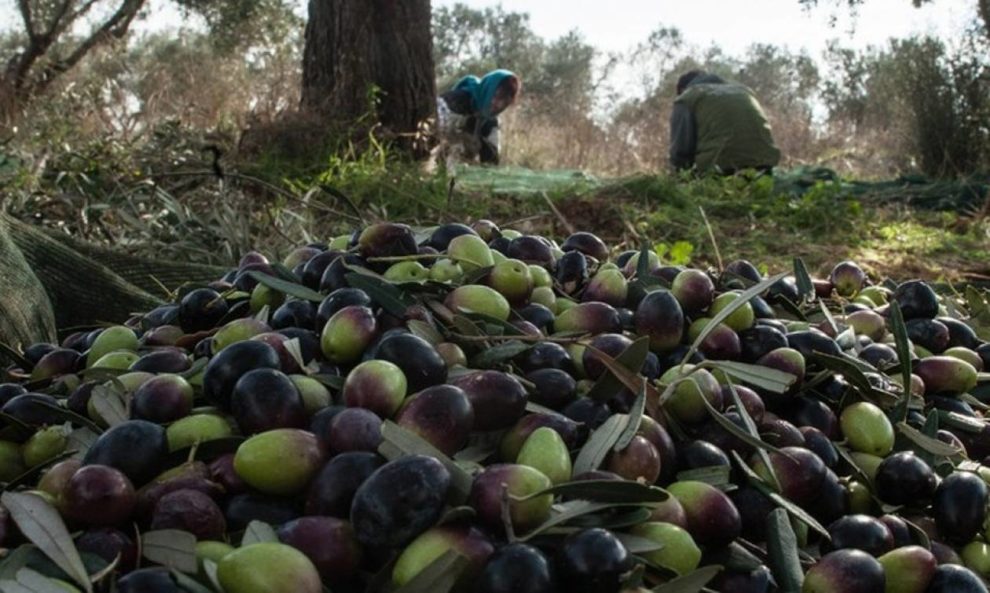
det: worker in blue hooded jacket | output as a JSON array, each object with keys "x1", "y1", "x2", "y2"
[{"x1": 435, "y1": 69, "x2": 521, "y2": 167}]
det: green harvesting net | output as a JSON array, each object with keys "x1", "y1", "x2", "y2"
[{"x1": 0, "y1": 212, "x2": 226, "y2": 352}]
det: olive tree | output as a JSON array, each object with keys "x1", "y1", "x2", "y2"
[
  {"x1": 301, "y1": 0, "x2": 436, "y2": 158},
  {"x1": 0, "y1": 0, "x2": 297, "y2": 126}
]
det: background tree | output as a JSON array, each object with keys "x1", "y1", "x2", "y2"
[
  {"x1": 799, "y1": 0, "x2": 990, "y2": 42},
  {"x1": 301, "y1": 0, "x2": 436, "y2": 158},
  {"x1": 0, "y1": 0, "x2": 297, "y2": 126}
]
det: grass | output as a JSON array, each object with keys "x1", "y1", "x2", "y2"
[{"x1": 1, "y1": 129, "x2": 988, "y2": 286}]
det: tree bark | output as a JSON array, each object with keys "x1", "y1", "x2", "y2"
[
  {"x1": 979, "y1": 0, "x2": 990, "y2": 42},
  {"x1": 301, "y1": 0, "x2": 436, "y2": 157}
]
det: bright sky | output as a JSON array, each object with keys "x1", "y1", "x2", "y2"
[
  {"x1": 432, "y1": 0, "x2": 974, "y2": 57},
  {"x1": 3, "y1": 0, "x2": 974, "y2": 56},
  {"x1": 1, "y1": 0, "x2": 975, "y2": 95}
]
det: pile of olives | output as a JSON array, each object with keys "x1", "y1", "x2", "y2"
[{"x1": 0, "y1": 220, "x2": 989, "y2": 593}]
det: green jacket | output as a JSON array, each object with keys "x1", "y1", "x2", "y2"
[{"x1": 669, "y1": 75, "x2": 781, "y2": 173}]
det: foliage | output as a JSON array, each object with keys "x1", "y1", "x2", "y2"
[
  {"x1": 821, "y1": 34, "x2": 990, "y2": 177},
  {"x1": 0, "y1": 0, "x2": 299, "y2": 126}
]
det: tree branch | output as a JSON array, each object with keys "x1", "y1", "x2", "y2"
[
  {"x1": 65, "y1": 0, "x2": 106, "y2": 31},
  {"x1": 33, "y1": 0, "x2": 146, "y2": 95},
  {"x1": 979, "y1": 0, "x2": 990, "y2": 42},
  {"x1": 41, "y1": 0, "x2": 77, "y2": 41},
  {"x1": 17, "y1": 0, "x2": 36, "y2": 39}
]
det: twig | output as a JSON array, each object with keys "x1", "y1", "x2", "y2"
[
  {"x1": 447, "y1": 177, "x2": 456, "y2": 214},
  {"x1": 449, "y1": 333, "x2": 587, "y2": 344},
  {"x1": 540, "y1": 191, "x2": 575, "y2": 235},
  {"x1": 319, "y1": 183, "x2": 367, "y2": 224},
  {"x1": 504, "y1": 214, "x2": 549, "y2": 227},
  {"x1": 366, "y1": 254, "x2": 443, "y2": 263},
  {"x1": 147, "y1": 169, "x2": 363, "y2": 222},
  {"x1": 698, "y1": 206, "x2": 724, "y2": 272}
]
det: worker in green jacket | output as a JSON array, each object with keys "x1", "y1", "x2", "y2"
[{"x1": 669, "y1": 70, "x2": 781, "y2": 175}]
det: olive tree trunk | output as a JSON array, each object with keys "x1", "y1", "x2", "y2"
[{"x1": 300, "y1": 0, "x2": 436, "y2": 157}]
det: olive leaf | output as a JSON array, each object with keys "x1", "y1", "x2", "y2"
[
  {"x1": 0, "y1": 546, "x2": 34, "y2": 581},
  {"x1": 793, "y1": 258, "x2": 814, "y2": 302},
  {"x1": 282, "y1": 338, "x2": 308, "y2": 372},
  {"x1": 615, "y1": 534, "x2": 665, "y2": 555},
  {"x1": 615, "y1": 386, "x2": 647, "y2": 451},
  {"x1": 766, "y1": 508, "x2": 803, "y2": 593},
  {"x1": 936, "y1": 410, "x2": 985, "y2": 434},
  {"x1": 454, "y1": 431, "x2": 504, "y2": 464},
  {"x1": 407, "y1": 319, "x2": 444, "y2": 346},
  {"x1": 635, "y1": 241, "x2": 653, "y2": 282},
  {"x1": 29, "y1": 400, "x2": 104, "y2": 435},
  {"x1": 438, "y1": 506, "x2": 477, "y2": 526},
  {"x1": 89, "y1": 383, "x2": 128, "y2": 427},
  {"x1": 902, "y1": 517, "x2": 931, "y2": 549},
  {"x1": 379, "y1": 421, "x2": 474, "y2": 505},
  {"x1": 247, "y1": 271, "x2": 324, "y2": 302},
  {"x1": 650, "y1": 565, "x2": 723, "y2": 593},
  {"x1": 0, "y1": 492, "x2": 92, "y2": 593},
  {"x1": 582, "y1": 344, "x2": 661, "y2": 415},
  {"x1": 170, "y1": 570, "x2": 217, "y2": 593},
  {"x1": 347, "y1": 272, "x2": 418, "y2": 318},
  {"x1": 470, "y1": 340, "x2": 531, "y2": 368},
  {"x1": 584, "y1": 336, "x2": 650, "y2": 404},
  {"x1": 0, "y1": 412, "x2": 32, "y2": 433},
  {"x1": 731, "y1": 451, "x2": 830, "y2": 539},
  {"x1": 523, "y1": 401, "x2": 567, "y2": 416},
  {"x1": 721, "y1": 542, "x2": 765, "y2": 572},
  {"x1": 163, "y1": 436, "x2": 244, "y2": 468},
  {"x1": 570, "y1": 507, "x2": 654, "y2": 531},
  {"x1": 818, "y1": 301, "x2": 839, "y2": 337},
  {"x1": 680, "y1": 272, "x2": 789, "y2": 367},
  {"x1": 267, "y1": 261, "x2": 299, "y2": 282},
  {"x1": 572, "y1": 414, "x2": 630, "y2": 476},
  {"x1": 1, "y1": 450, "x2": 77, "y2": 492},
  {"x1": 241, "y1": 521, "x2": 279, "y2": 546},
  {"x1": 897, "y1": 422, "x2": 966, "y2": 459},
  {"x1": 889, "y1": 301, "x2": 914, "y2": 423},
  {"x1": 809, "y1": 353, "x2": 898, "y2": 404},
  {"x1": 463, "y1": 310, "x2": 528, "y2": 336},
  {"x1": 675, "y1": 465, "x2": 732, "y2": 488},
  {"x1": 461, "y1": 265, "x2": 494, "y2": 286},
  {"x1": 519, "y1": 500, "x2": 642, "y2": 541},
  {"x1": 180, "y1": 357, "x2": 208, "y2": 380},
  {"x1": 700, "y1": 360, "x2": 796, "y2": 394},
  {"x1": 1, "y1": 568, "x2": 68, "y2": 593},
  {"x1": 515, "y1": 479, "x2": 668, "y2": 504},
  {"x1": 700, "y1": 394, "x2": 786, "y2": 459},
  {"x1": 393, "y1": 549, "x2": 469, "y2": 593},
  {"x1": 832, "y1": 444, "x2": 876, "y2": 489},
  {"x1": 141, "y1": 530, "x2": 198, "y2": 574},
  {"x1": 0, "y1": 342, "x2": 32, "y2": 370},
  {"x1": 774, "y1": 297, "x2": 808, "y2": 322},
  {"x1": 311, "y1": 373, "x2": 344, "y2": 391},
  {"x1": 724, "y1": 379, "x2": 782, "y2": 492},
  {"x1": 202, "y1": 559, "x2": 222, "y2": 591}
]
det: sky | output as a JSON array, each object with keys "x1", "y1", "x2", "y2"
[
  {"x1": 1, "y1": 0, "x2": 976, "y2": 98},
  {"x1": 3, "y1": 0, "x2": 974, "y2": 52},
  {"x1": 431, "y1": 0, "x2": 973, "y2": 57}
]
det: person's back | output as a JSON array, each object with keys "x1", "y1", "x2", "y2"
[{"x1": 669, "y1": 72, "x2": 780, "y2": 174}]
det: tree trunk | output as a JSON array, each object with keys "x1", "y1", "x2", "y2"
[
  {"x1": 301, "y1": 0, "x2": 436, "y2": 158},
  {"x1": 371, "y1": 0, "x2": 436, "y2": 155},
  {"x1": 979, "y1": 0, "x2": 990, "y2": 42}
]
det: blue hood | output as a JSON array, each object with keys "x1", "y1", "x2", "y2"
[{"x1": 453, "y1": 69, "x2": 517, "y2": 119}]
